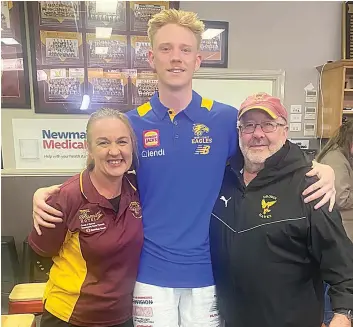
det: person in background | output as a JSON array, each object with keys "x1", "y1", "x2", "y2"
[
  {"x1": 210, "y1": 93, "x2": 353, "y2": 327},
  {"x1": 31, "y1": 9, "x2": 337, "y2": 327},
  {"x1": 316, "y1": 119, "x2": 353, "y2": 327},
  {"x1": 317, "y1": 119, "x2": 353, "y2": 241},
  {"x1": 28, "y1": 108, "x2": 143, "y2": 327}
]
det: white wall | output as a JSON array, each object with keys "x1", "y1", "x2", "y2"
[
  {"x1": 2, "y1": 1, "x2": 343, "y2": 169},
  {"x1": 181, "y1": 1, "x2": 342, "y2": 109}
]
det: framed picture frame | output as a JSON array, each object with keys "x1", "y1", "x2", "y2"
[
  {"x1": 200, "y1": 20, "x2": 229, "y2": 68},
  {"x1": 28, "y1": 1, "x2": 179, "y2": 115},
  {"x1": 1, "y1": 1, "x2": 31, "y2": 109}
]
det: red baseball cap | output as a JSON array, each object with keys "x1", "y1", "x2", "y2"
[{"x1": 238, "y1": 92, "x2": 288, "y2": 121}]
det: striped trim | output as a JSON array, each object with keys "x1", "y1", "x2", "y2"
[
  {"x1": 125, "y1": 175, "x2": 137, "y2": 191},
  {"x1": 137, "y1": 102, "x2": 152, "y2": 117},
  {"x1": 201, "y1": 98, "x2": 214, "y2": 111},
  {"x1": 211, "y1": 213, "x2": 307, "y2": 234},
  {"x1": 211, "y1": 213, "x2": 237, "y2": 233},
  {"x1": 79, "y1": 170, "x2": 87, "y2": 200},
  {"x1": 237, "y1": 217, "x2": 307, "y2": 234}
]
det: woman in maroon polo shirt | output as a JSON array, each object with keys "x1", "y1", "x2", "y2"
[{"x1": 28, "y1": 108, "x2": 143, "y2": 327}]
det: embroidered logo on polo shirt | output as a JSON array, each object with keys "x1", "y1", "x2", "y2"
[
  {"x1": 259, "y1": 195, "x2": 277, "y2": 219},
  {"x1": 193, "y1": 124, "x2": 209, "y2": 137},
  {"x1": 195, "y1": 145, "x2": 210, "y2": 155},
  {"x1": 143, "y1": 129, "x2": 160, "y2": 148},
  {"x1": 192, "y1": 123, "x2": 212, "y2": 155},
  {"x1": 78, "y1": 209, "x2": 103, "y2": 223},
  {"x1": 78, "y1": 209, "x2": 107, "y2": 233},
  {"x1": 220, "y1": 196, "x2": 231, "y2": 207},
  {"x1": 129, "y1": 201, "x2": 142, "y2": 219}
]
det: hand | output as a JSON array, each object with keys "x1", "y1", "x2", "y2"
[
  {"x1": 302, "y1": 161, "x2": 336, "y2": 211},
  {"x1": 33, "y1": 185, "x2": 63, "y2": 235},
  {"x1": 329, "y1": 313, "x2": 351, "y2": 327}
]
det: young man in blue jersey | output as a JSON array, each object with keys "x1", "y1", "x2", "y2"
[{"x1": 32, "y1": 9, "x2": 336, "y2": 327}]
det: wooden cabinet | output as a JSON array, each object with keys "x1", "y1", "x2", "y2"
[{"x1": 316, "y1": 59, "x2": 353, "y2": 138}]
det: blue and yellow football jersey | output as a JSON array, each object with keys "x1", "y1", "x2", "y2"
[{"x1": 127, "y1": 90, "x2": 238, "y2": 287}]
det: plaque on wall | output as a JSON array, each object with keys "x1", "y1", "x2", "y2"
[
  {"x1": 200, "y1": 20, "x2": 229, "y2": 68},
  {"x1": 131, "y1": 70, "x2": 158, "y2": 105},
  {"x1": 343, "y1": 1, "x2": 353, "y2": 59},
  {"x1": 1, "y1": 1, "x2": 31, "y2": 109},
  {"x1": 39, "y1": 30, "x2": 84, "y2": 65},
  {"x1": 85, "y1": 1, "x2": 127, "y2": 30},
  {"x1": 130, "y1": 1, "x2": 169, "y2": 32},
  {"x1": 43, "y1": 67, "x2": 84, "y2": 103},
  {"x1": 131, "y1": 35, "x2": 150, "y2": 68},
  {"x1": 86, "y1": 33, "x2": 128, "y2": 68},
  {"x1": 87, "y1": 68, "x2": 129, "y2": 105},
  {"x1": 38, "y1": 1, "x2": 81, "y2": 28},
  {"x1": 29, "y1": 1, "x2": 179, "y2": 114}
]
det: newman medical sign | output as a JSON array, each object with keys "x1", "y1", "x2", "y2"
[{"x1": 12, "y1": 119, "x2": 89, "y2": 170}]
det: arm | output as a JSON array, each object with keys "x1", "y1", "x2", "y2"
[
  {"x1": 29, "y1": 191, "x2": 69, "y2": 257},
  {"x1": 33, "y1": 184, "x2": 63, "y2": 235},
  {"x1": 307, "y1": 202, "x2": 353, "y2": 324},
  {"x1": 303, "y1": 161, "x2": 336, "y2": 211},
  {"x1": 327, "y1": 160, "x2": 353, "y2": 211}
]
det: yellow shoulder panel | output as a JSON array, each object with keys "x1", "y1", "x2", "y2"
[
  {"x1": 137, "y1": 102, "x2": 152, "y2": 117},
  {"x1": 201, "y1": 98, "x2": 214, "y2": 111}
]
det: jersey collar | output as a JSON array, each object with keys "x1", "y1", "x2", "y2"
[
  {"x1": 150, "y1": 90, "x2": 213, "y2": 122},
  {"x1": 79, "y1": 169, "x2": 135, "y2": 209}
]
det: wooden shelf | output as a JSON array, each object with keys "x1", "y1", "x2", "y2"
[
  {"x1": 316, "y1": 60, "x2": 353, "y2": 137},
  {"x1": 316, "y1": 59, "x2": 353, "y2": 72}
]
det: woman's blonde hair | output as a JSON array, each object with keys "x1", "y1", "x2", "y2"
[
  {"x1": 86, "y1": 108, "x2": 138, "y2": 170},
  {"x1": 147, "y1": 9, "x2": 205, "y2": 49},
  {"x1": 317, "y1": 119, "x2": 353, "y2": 166}
]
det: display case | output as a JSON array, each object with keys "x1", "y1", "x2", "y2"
[{"x1": 28, "y1": 1, "x2": 179, "y2": 114}]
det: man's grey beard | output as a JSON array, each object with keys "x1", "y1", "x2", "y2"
[{"x1": 240, "y1": 140, "x2": 285, "y2": 174}]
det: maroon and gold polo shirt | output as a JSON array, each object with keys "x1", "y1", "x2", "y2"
[{"x1": 28, "y1": 169, "x2": 143, "y2": 327}]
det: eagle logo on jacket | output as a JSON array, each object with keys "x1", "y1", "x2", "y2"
[{"x1": 261, "y1": 199, "x2": 277, "y2": 215}]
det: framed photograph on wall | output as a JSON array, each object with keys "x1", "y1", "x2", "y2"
[
  {"x1": 1, "y1": 1, "x2": 31, "y2": 109},
  {"x1": 200, "y1": 20, "x2": 229, "y2": 68},
  {"x1": 130, "y1": 1, "x2": 169, "y2": 32},
  {"x1": 28, "y1": 1, "x2": 179, "y2": 115}
]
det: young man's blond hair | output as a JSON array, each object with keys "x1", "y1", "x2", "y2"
[{"x1": 147, "y1": 9, "x2": 205, "y2": 49}]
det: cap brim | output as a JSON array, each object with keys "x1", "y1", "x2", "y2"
[{"x1": 239, "y1": 106, "x2": 278, "y2": 119}]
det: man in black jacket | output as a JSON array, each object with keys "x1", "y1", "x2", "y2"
[{"x1": 210, "y1": 92, "x2": 353, "y2": 327}]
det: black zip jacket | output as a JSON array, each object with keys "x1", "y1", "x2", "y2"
[{"x1": 210, "y1": 141, "x2": 353, "y2": 327}]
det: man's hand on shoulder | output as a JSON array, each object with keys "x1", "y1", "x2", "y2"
[
  {"x1": 329, "y1": 313, "x2": 351, "y2": 327},
  {"x1": 33, "y1": 184, "x2": 63, "y2": 235},
  {"x1": 302, "y1": 161, "x2": 336, "y2": 211}
]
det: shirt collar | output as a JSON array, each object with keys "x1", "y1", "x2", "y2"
[
  {"x1": 150, "y1": 90, "x2": 214, "y2": 122},
  {"x1": 79, "y1": 169, "x2": 136, "y2": 209}
]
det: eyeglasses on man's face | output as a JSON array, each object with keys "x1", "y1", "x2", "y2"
[{"x1": 238, "y1": 121, "x2": 287, "y2": 134}]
